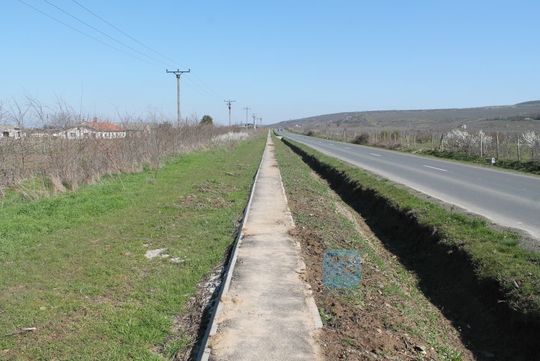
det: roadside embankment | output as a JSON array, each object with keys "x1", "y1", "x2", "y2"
[
  {"x1": 281, "y1": 137, "x2": 540, "y2": 360},
  {"x1": 274, "y1": 136, "x2": 472, "y2": 360}
]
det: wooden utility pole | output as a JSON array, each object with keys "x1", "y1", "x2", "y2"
[
  {"x1": 243, "y1": 107, "x2": 250, "y2": 127},
  {"x1": 224, "y1": 100, "x2": 236, "y2": 127},
  {"x1": 166, "y1": 68, "x2": 190, "y2": 125}
]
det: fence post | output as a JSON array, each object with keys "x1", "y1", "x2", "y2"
[
  {"x1": 480, "y1": 134, "x2": 483, "y2": 158},
  {"x1": 495, "y1": 132, "x2": 499, "y2": 159},
  {"x1": 517, "y1": 136, "x2": 521, "y2": 162}
]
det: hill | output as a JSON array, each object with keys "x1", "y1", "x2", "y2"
[{"x1": 274, "y1": 101, "x2": 540, "y2": 132}]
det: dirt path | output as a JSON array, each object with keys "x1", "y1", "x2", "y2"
[{"x1": 206, "y1": 134, "x2": 322, "y2": 361}]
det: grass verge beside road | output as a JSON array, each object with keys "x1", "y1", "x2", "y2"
[
  {"x1": 280, "y1": 136, "x2": 540, "y2": 360},
  {"x1": 414, "y1": 149, "x2": 540, "y2": 175},
  {"x1": 274, "y1": 136, "x2": 470, "y2": 360},
  {"x1": 0, "y1": 135, "x2": 265, "y2": 360}
]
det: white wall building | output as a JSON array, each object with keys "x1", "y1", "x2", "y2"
[
  {"x1": 54, "y1": 121, "x2": 127, "y2": 140},
  {"x1": 0, "y1": 125, "x2": 23, "y2": 139}
]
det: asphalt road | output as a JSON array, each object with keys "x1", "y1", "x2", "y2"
[{"x1": 281, "y1": 131, "x2": 540, "y2": 242}]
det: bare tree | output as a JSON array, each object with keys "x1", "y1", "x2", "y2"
[
  {"x1": 9, "y1": 98, "x2": 30, "y2": 127},
  {"x1": 522, "y1": 131, "x2": 539, "y2": 159},
  {"x1": 0, "y1": 101, "x2": 8, "y2": 125},
  {"x1": 27, "y1": 97, "x2": 49, "y2": 127}
]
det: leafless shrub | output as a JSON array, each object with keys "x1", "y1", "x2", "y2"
[
  {"x1": 0, "y1": 99, "x2": 249, "y2": 197},
  {"x1": 306, "y1": 124, "x2": 539, "y2": 161},
  {"x1": 352, "y1": 132, "x2": 370, "y2": 145}
]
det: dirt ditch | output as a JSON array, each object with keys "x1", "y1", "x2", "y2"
[
  {"x1": 165, "y1": 264, "x2": 223, "y2": 361},
  {"x1": 290, "y1": 215, "x2": 473, "y2": 361},
  {"x1": 283, "y1": 138, "x2": 540, "y2": 361}
]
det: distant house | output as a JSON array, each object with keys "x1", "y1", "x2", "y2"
[
  {"x1": 0, "y1": 125, "x2": 23, "y2": 139},
  {"x1": 54, "y1": 121, "x2": 127, "y2": 140}
]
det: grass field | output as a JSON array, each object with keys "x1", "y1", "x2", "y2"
[
  {"x1": 0, "y1": 135, "x2": 265, "y2": 360},
  {"x1": 273, "y1": 135, "x2": 470, "y2": 360}
]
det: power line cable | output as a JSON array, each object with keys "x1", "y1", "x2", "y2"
[
  {"x1": 68, "y1": 0, "x2": 225, "y2": 99},
  {"x1": 69, "y1": 0, "x2": 178, "y2": 66},
  {"x1": 69, "y1": 1, "x2": 226, "y2": 99},
  {"x1": 23, "y1": 0, "x2": 230, "y2": 103},
  {"x1": 16, "y1": 0, "x2": 158, "y2": 66},
  {"x1": 184, "y1": 78, "x2": 213, "y2": 96},
  {"x1": 192, "y1": 76, "x2": 224, "y2": 98},
  {"x1": 42, "y1": 0, "x2": 164, "y2": 66}
]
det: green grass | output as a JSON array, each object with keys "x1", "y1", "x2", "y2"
[
  {"x1": 281, "y1": 137, "x2": 540, "y2": 323},
  {"x1": 0, "y1": 135, "x2": 266, "y2": 360},
  {"x1": 273, "y1": 136, "x2": 467, "y2": 359}
]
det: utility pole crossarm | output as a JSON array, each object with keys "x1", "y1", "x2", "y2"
[
  {"x1": 166, "y1": 68, "x2": 191, "y2": 76},
  {"x1": 166, "y1": 68, "x2": 191, "y2": 125}
]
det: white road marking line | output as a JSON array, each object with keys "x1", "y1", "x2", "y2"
[
  {"x1": 369, "y1": 153, "x2": 382, "y2": 157},
  {"x1": 423, "y1": 165, "x2": 448, "y2": 172}
]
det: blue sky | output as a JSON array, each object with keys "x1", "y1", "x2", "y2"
[{"x1": 1, "y1": 0, "x2": 539, "y2": 125}]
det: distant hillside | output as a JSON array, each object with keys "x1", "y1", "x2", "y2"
[
  {"x1": 274, "y1": 101, "x2": 540, "y2": 132},
  {"x1": 515, "y1": 100, "x2": 540, "y2": 107}
]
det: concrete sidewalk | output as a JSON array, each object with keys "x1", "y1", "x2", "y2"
[{"x1": 206, "y1": 134, "x2": 321, "y2": 361}]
